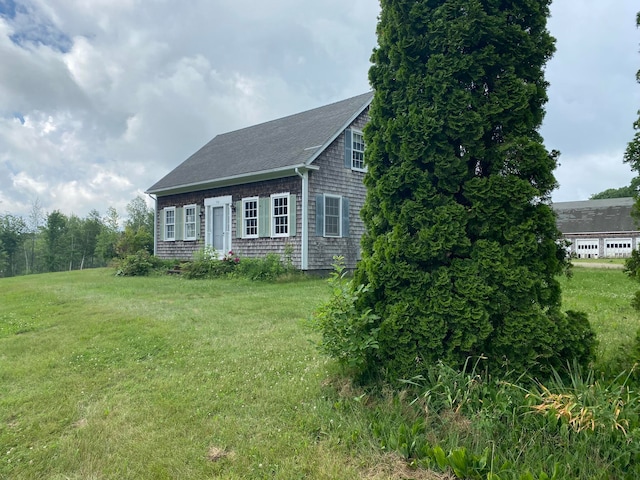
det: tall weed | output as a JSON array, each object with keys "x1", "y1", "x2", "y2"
[
  {"x1": 368, "y1": 359, "x2": 640, "y2": 479},
  {"x1": 311, "y1": 256, "x2": 380, "y2": 376}
]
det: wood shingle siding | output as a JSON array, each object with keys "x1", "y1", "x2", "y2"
[
  {"x1": 156, "y1": 177, "x2": 302, "y2": 265},
  {"x1": 307, "y1": 112, "x2": 368, "y2": 271}
]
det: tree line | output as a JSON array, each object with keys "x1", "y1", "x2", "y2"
[{"x1": 0, "y1": 196, "x2": 154, "y2": 277}]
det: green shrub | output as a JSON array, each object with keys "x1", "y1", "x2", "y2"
[
  {"x1": 556, "y1": 310, "x2": 597, "y2": 370},
  {"x1": 624, "y1": 251, "x2": 640, "y2": 312},
  {"x1": 182, "y1": 248, "x2": 238, "y2": 279},
  {"x1": 234, "y1": 253, "x2": 288, "y2": 281},
  {"x1": 632, "y1": 291, "x2": 640, "y2": 312},
  {"x1": 115, "y1": 250, "x2": 165, "y2": 276},
  {"x1": 311, "y1": 257, "x2": 380, "y2": 376},
  {"x1": 182, "y1": 248, "x2": 298, "y2": 281},
  {"x1": 624, "y1": 249, "x2": 640, "y2": 280}
]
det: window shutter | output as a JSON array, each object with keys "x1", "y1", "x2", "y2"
[
  {"x1": 160, "y1": 209, "x2": 166, "y2": 241},
  {"x1": 258, "y1": 197, "x2": 270, "y2": 237},
  {"x1": 175, "y1": 207, "x2": 184, "y2": 241},
  {"x1": 315, "y1": 194, "x2": 324, "y2": 237},
  {"x1": 344, "y1": 129, "x2": 352, "y2": 169},
  {"x1": 205, "y1": 206, "x2": 212, "y2": 241},
  {"x1": 235, "y1": 201, "x2": 243, "y2": 238},
  {"x1": 289, "y1": 194, "x2": 297, "y2": 237},
  {"x1": 196, "y1": 206, "x2": 201, "y2": 239},
  {"x1": 341, "y1": 197, "x2": 350, "y2": 238}
]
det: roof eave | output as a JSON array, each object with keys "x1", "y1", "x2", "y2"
[
  {"x1": 146, "y1": 164, "x2": 319, "y2": 197},
  {"x1": 561, "y1": 230, "x2": 640, "y2": 235}
]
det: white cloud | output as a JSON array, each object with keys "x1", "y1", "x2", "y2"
[
  {"x1": 12, "y1": 171, "x2": 47, "y2": 194},
  {"x1": 553, "y1": 150, "x2": 635, "y2": 202}
]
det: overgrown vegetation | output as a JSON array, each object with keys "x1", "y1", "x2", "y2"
[
  {"x1": 160, "y1": 246, "x2": 301, "y2": 281},
  {"x1": 370, "y1": 360, "x2": 640, "y2": 479},
  {"x1": 311, "y1": 257, "x2": 380, "y2": 373},
  {"x1": 115, "y1": 250, "x2": 171, "y2": 277}
]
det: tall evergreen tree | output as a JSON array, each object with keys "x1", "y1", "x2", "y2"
[{"x1": 354, "y1": 0, "x2": 592, "y2": 380}]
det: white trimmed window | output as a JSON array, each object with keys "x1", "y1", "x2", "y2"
[
  {"x1": 243, "y1": 197, "x2": 259, "y2": 238},
  {"x1": 184, "y1": 204, "x2": 197, "y2": 241},
  {"x1": 164, "y1": 207, "x2": 175, "y2": 241},
  {"x1": 272, "y1": 193, "x2": 289, "y2": 237},
  {"x1": 324, "y1": 195, "x2": 341, "y2": 237},
  {"x1": 351, "y1": 129, "x2": 365, "y2": 171}
]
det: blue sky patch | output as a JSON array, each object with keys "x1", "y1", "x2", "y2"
[
  {"x1": 2, "y1": 0, "x2": 72, "y2": 53},
  {"x1": 0, "y1": 0, "x2": 18, "y2": 19}
]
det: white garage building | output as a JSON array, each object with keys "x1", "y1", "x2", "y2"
[{"x1": 553, "y1": 197, "x2": 639, "y2": 259}]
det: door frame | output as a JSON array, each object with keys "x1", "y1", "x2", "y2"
[{"x1": 204, "y1": 196, "x2": 233, "y2": 258}]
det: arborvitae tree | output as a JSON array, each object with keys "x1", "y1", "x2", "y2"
[{"x1": 353, "y1": 0, "x2": 593, "y2": 380}]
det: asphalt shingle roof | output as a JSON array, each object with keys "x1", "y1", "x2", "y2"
[
  {"x1": 147, "y1": 91, "x2": 373, "y2": 194},
  {"x1": 553, "y1": 197, "x2": 637, "y2": 233}
]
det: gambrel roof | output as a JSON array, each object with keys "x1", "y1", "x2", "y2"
[
  {"x1": 553, "y1": 197, "x2": 637, "y2": 234},
  {"x1": 147, "y1": 91, "x2": 373, "y2": 195}
]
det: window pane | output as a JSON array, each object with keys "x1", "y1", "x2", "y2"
[
  {"x1": 325, "y1": 197, "x2": 340, "y2": 237},
  {"x1": 352, "y1": 131, "x2": 365, "y2": 170},
  {"x1": 272, "y1": 195, "x2": 288, "y2": 236},
  {"x1": 244, "y1": 199, "x2": 258, "y2": 237},
  {"x1": 185, "y1": 207, "x2": 195, "y2": 223}
]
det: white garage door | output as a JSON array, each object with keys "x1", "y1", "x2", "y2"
[
  {"x1": 575, "y1": 239, "x2": 599, "y2": 259},
  {"x1": 604, "y1": 238, "x2": 632, "y2": 258}
]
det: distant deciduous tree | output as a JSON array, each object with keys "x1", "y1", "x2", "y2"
[
  {"x1": 624, "y1": 12, "x2": 640, "y2": 221},
  {"x1": 95, "y1": 207, "x2": 120, "y2": 264},
  {"x1": 118, "y1": 196, "x2": 154, "y2": 257},
  {"x1": 25, "y1": 198, "x2": 44, "y2": 274},
  {"x1": 125, "y1": 196, "x2": 154, "y2": 234},
  {"x1": 591, "y1": 178, "x2": 640, "y2": 200},
  {"x1": 44, "y1": 210, "x2": 69, "y2": 272},
  {"x1": 0, "y1": 214, "x2": 26, "y2": 276}
]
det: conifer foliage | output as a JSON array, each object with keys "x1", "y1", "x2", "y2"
[{"x1": 352, "y1": 0, "x2": 594, "y2": 380}]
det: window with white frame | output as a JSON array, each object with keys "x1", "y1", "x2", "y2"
[
  {"x1": 324, "y1": 195, "x2": 341, "y2": 237},
  {"x1": 272, "y1": 193, "x2": 289, "y2": 237},
  {"x1": 164, "y1": 207, "x2": 175, "y2": 241},
  {"x1": 184, "y1": 204, "x2": 197, "y2": 240},
  {"x1": 243, "y1": 197, "x2": 259, "y2": 238},
  {"x1": 351, "y1": 130, "x2": 365, "y2": 170}
]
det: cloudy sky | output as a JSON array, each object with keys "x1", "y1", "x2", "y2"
[{"x1": 0, "y1": 0, "x2": 638, "y2": 220}]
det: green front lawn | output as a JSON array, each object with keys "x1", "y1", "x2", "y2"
[{"x1": 2, "y1": 267, "x2": 640, "y2": 479}]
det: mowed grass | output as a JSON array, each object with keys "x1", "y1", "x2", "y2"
[
  {"x1": 1, "y1": 266, "x2": 640, "y2": 479},
  {"x1": 0, "y1": 270, "x2": 381, "y2": 479},
  {"x1": 560, "y1": 266, "x2": 640, "y2": 365}
]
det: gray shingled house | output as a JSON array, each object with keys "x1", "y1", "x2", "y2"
[
  {"x1": 553, "y1": 197, "x2": 640, "y2": 258},
  {"x1": 146, "y1": 92, "x2": 373, "y2": 271}
]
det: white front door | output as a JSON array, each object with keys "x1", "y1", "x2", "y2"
[{"x1": 205, "y1": 196, "x2": 232, "y2": 257}]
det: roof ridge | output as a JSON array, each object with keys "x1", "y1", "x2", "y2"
[{"x1": 216, "y1": 91, "x2": 373, "y2": 138}]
